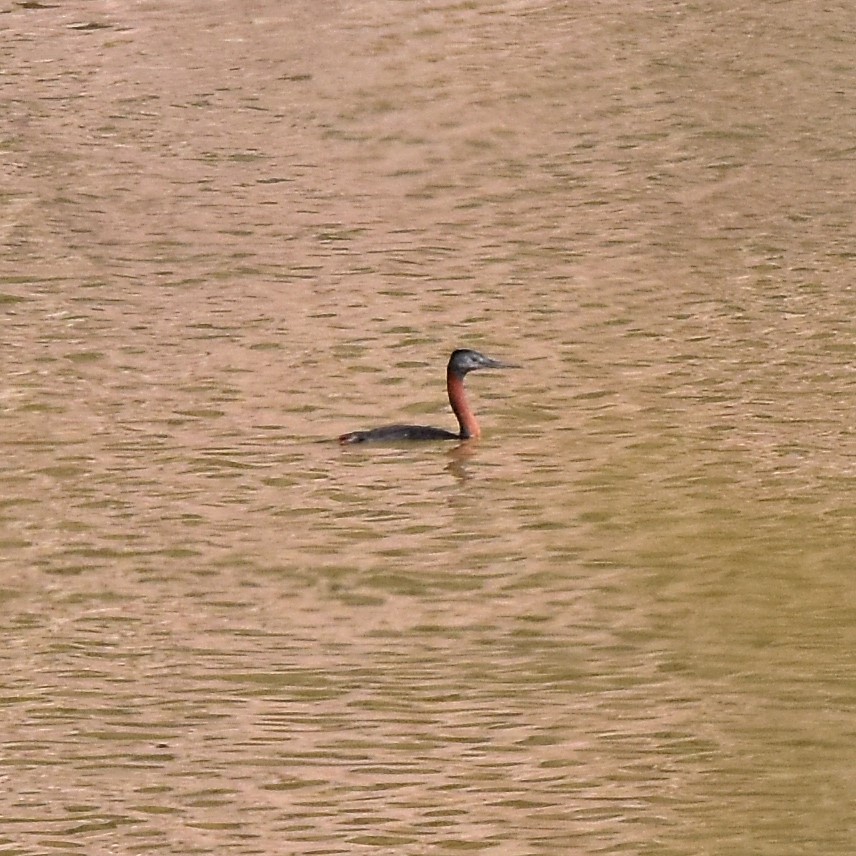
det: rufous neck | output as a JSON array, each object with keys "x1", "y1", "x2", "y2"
[{"x1": 447, "y1": 370, "x2": 480, "y2": 439}]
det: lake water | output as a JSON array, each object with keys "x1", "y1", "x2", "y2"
[{"x1": 2, "y1": 1, "x2": 854, "y2": 854}]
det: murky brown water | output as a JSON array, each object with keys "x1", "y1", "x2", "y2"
[{"x1": 2, "y1": 1, "x2": 854, "y2": 853}]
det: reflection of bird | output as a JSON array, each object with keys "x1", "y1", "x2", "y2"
[{"x1": 339, "y1": 349, "x2": 516, "y2": 444}]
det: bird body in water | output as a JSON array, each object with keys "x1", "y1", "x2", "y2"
[{"x1": 339, "y1": 348, "x2": 515, "y2": 444}]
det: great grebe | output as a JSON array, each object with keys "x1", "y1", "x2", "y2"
[{"x1": 339, "y1": 348, "x2": 516, "y2": 444}]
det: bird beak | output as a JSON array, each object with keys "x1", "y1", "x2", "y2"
[{"x1": 484, "y1": 357, "x2": 519, "y2": 369}]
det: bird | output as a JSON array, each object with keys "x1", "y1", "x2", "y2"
[{"x1": 339, "y1": 348, "x2": 516, "y2": 444}]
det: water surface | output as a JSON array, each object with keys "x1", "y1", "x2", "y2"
[{"x1": 2, "y1": 1, "x2": 854, "y2": 854}]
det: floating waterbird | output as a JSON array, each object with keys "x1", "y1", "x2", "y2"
[{"x1": 339, "y1": 348, "x2": 516, "y2": 444}]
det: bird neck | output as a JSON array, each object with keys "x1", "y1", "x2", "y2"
[{"x1": 447, "y1": 370, "x2": 480, "y2": 439}]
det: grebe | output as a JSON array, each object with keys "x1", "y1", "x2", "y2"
[{"x1": 339, "y1": 348, "x2": 516, "y2": 444}]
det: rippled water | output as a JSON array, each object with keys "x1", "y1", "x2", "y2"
[{"x1": 2, "y1": 1, "x2": 854, "y2": 854}]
